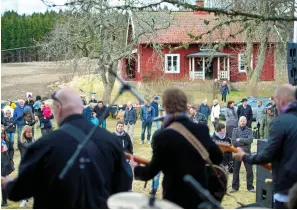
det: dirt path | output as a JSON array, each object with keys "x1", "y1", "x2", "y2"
[{"x1": 1, "y1": 62, "x2": 75, "y2": 100}]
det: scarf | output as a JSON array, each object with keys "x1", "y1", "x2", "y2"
[
  {"x1": 215, "y1": 131, "x2": 226, "y2": 140},
  {"x1": 114, "y1": 130, "x2": 125, "y2": 136},
  {"x1": 162, "y1": 112, "x2": 189, "y2": 128},
  {"x1": 229, "y1": 107, "x2": 236, "y2": 116},
  {"x1": 279, "y1": 102, "x2": 292, "y2": 115}
]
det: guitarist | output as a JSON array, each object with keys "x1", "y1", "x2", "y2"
[
  {"x1": 131, "y1": 88, "x2": 223, "y2": 209},
  {"x1": 234, "y1": 84, "x2": 297, "y2": 209}
]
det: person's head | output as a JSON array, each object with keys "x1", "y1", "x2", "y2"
[
  {"x1": 19, "y1": 99, "x2": 25, "y2": 108},
  {"x1": 266, "y1": 107, "x2": 274, "y2": 116},
  {"x1": 40, "y1": 102, "x2": 45, "y2": 111},
  {"x1": 257, "y1": 100, "x2": 263, "y2": 107},
  {"x1": 213, "y1": 99, "x2": 218, "y2": 105},
  {"x1": 1, "y1": 125, "x2": 6, "y2": 140},
  {"x1": 145, "y1": 100, "x2": 150, "y2": 106},
  {"x1": 214, "y1": 79, "x2": 218, "y2": 83},
  {"x1": 227, "y1": 101, "x2": 234, "y2": 108},
  {"x1": 91, "y1": 95, "x2": 95, "y2": 100},
  {"x1": 36, "y1": 95, "x2": 41, "y2": 101},
  {"x1": 51, "y1": 87, "x2": 84, "y2": 126},
  {"x1": 116, "y1": 121, "x2": 124, "y2": 133},
  {"x1": 242, "y1": 98, "x2": 248, "y2": 106},
  {"x1": 222, "y1": 81, "x2": 227, "y2": 85},
  {"x1": 22, "y1": 125, "x2": 32, "y2": 139},
  {"x1": 127, "y1": 101, "x2": 132, "y2": 108},
  {"x1": 92, "y1": 112, "x2": 96, "y2": 118},
  {"x1": 239, "y1": 116, "x2": 247, "y2": 127},
  {"x1": 202, "y1": 99, "x2": 207, "y2": 105},
  {"x1": 162, "y1": 88, "x2": 187, "y2": 114},
  {"x1": 274, "y1": 84, "x2": 296, "y2": 113},
  {"x1": 5, "y1": 110, "x2": 11, "y2": 118},
  {"x1": 98, "y1": 101, "x2": 103, "y2": 108},
  {"x1": 288, "y1": 182, "x2": 297, "y2": 209},
  {"x1": 215, "y1": 123, "x2": 226, "y2": 134},
  {"x1": 189, "y1": 106, "x2": 197, "y2": 116},
  {"x1": 27, "y1": 94, "x2": 32, "y2": 100},
  {"x1": 154, "y1": 96, "x2": 160, "y2": 103}
]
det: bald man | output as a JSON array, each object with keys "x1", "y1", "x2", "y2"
[
  {"x1": 234, "y1": 84, "x2": 297, "y2": 209},
  {"x1": 1, "y1": 88, "x2": 131, "y2": 208}
]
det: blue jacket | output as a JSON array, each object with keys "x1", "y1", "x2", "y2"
[
  {"x1": 198, "y1": 104, "x2": 211, "y2": 119},
  {"x1": 140, "y1": 105, "x2": 155, "y2": 123},
  {"x1": 220, "y1": 84, "x2": 230, "y2": 95},
  {"x1": 13, "y1": 104, "x2": 26, "y2": 126},
  {"x1": 124, "y1": 107, "x2": 137, "y2": 125},
  {"x1": 90, "y1": 117, "x2": 99, "y2": 126},
  {"x1": 150, "y1": 101, "x2": 159, "y2": 117},
  {"x1": 83, "y1": 106, "x2": 92, "y2": 122}
]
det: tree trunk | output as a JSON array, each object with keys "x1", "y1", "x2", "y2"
[{"x1": 101, "y1": 61, "x2": 117, "y2": 104}]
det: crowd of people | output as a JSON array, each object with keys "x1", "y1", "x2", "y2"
[{"x1": 1, "y1": 82, "x2": 297, "y2": 209}]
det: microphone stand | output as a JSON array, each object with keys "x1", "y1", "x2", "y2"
[
  {"x1": 183, "y1": 174, "x2": 222, "y2": 209},
  {"x1": 59, "y1": 69, "x2": 146, "y2": 180}
]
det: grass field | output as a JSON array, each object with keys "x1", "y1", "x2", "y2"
[{"x1": 3, "y1": 117, "x2": 259, "y2": 209}]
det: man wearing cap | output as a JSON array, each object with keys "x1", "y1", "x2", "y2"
[
  {"x1": 237, "y1": 98, "x2": 253, "y2": 128},
  {"x1": 151, "y1": 96, "x2": 161, "y2": 130}
]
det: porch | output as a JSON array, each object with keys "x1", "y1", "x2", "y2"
[{"x1": 187, "y1": 51, "x2": 231, "y2": 81}]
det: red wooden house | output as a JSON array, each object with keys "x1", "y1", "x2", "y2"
[{"x1": 121, "y1": 1, "x2": 276, "y2": 82}]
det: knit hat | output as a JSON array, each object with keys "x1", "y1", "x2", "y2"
[{"x1": 154, "y1": 96, "x2": 160, "y2": 100}]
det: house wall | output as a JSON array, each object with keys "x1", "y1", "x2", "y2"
[{"x1": 121, "y1": 43, "x2": 275, "y2": 82}]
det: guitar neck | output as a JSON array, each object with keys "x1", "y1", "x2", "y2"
[{"x1": 124, "y1": 152, "x2": 149, "y2": 165}]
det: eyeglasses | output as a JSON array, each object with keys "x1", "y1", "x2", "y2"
[{"x1": 51, "y1": 91, "x2": 62, "y2": 104}]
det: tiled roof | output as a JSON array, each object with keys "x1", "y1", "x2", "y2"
[{"x1": 131, "y1": 11, "x2": 276, "y2": 44}]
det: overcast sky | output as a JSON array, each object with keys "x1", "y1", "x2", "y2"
[{"x1": 1, "y1": 0, "x2": 67, "y2": 15}]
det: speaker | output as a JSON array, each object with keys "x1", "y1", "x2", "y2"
[{"x1": 256, "y1": 139, "x2": 273, "y2": 208}]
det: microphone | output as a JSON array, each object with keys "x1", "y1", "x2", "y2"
[
  {"x1": 183, "y1": 174, "x2": 222, "y2": 209},
  {"x1": 153, "y1": 116, "x2": 166, "y2": 121}
]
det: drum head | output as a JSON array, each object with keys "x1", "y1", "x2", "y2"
[{"x1": 108, "y1": 192, "x2": 183, "y2": 209}]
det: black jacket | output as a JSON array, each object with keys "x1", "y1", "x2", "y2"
[
  {"x1": 3, "y1": 117, "x2": 16, "y2": 133},
  {"x1": 243, "y1": 101, "x2": 297, "y2": 195},
  {"x1": 36, "y1": 111, "x2": 54, "y2": 129},
  {"x1": 134, "y1": 118, "x2": 223, "y2": 209},
  {"x1": 113, "y1": 131, "x2": 133, "y2": 154},
  {"x1": 1, "y1": 139, "x2": 14, "y2": 177},
  {"x1": 237, "y1": 104, "x2": 253, "y2": 126},
  {"x1": 231, "y1": 126, "x2": 253, "y2": 153},
  {"x1": 212, "y1": 133, "x2": 232, "y2": 166},
  {"x1": 5, "y1": 114, "x2": 131, "y2": 208},
  {"x1": 94, "y1": 105, "x2": 108, "y2": 120}
]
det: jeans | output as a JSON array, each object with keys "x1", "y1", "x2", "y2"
[
  {"x1": 151, "y1": 172, "x2": 161, "y2": 190},
  {"x1": 155, "y1": 121, "x2": 161, "y2": 130},
  {"x1": 232, "y1": 159, "x2": 254, "y2": 190},
  {"x1": 7, "y1": 132, "x2": 15, "y2": 146},
  {"x1": 99, "y1": 120, "x2": 106, "y2": 129},
  {"x1": 141, "y1": 121, "x2": 152, "y2": 142},
  {"x1": 221, "y1": 94, "x2": 227, "y2": 103}
]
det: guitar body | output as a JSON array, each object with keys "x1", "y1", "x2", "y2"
[{"x1": 206, "y1": 164, "x2": 228, "y2": 202}]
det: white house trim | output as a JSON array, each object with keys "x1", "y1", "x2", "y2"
[{"x1": 165, "y1": 54, "x2": 180, "y2": 74}]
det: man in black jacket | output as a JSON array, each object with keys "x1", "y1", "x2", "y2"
[
  {"x1": 237, "y1": 98, "x2": 253, "y2": 128},
  {"x1": 94, "y1": 101, "x2": 107, "y2": 129},
  {"x1": 234, "y1": 84, "x2": 297, "y2": 209},
  {"x1": 131, "y1": 87, "x2": 223, "y2": 209},
  {"x1": 1, "y1": 87, "x2": 131, "y2": 208}
]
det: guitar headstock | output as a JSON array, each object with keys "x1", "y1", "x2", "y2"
[
  {"x1": 213, "y1": 140, "x2": 232, "y2": 147},
  {"x1": 213, "y1": 140, "x2": 237, "y2": 153}
]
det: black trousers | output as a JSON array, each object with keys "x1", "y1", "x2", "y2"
[
  {"x1": 221, "y1": 94, "x2": 227, "y2": 103},
  {"x1": 232, "y1": 159, "x2": 254, "y2": 190},
  {"x1": 2, "y1": 188, "x2": 7, "y2": 204}
]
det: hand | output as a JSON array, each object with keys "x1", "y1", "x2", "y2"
[
  {"x1": 1, "y1": 176, "x2": 13, "y2": 189},
  {"x1": 130, "y1": 156, "x2": 139, "y2": 169},
  {"x1": 233, "y1": 147, "x2": 246, "y2": 161},
  {"x1": 236, "y1": 138, "x2": 240, "y2": 142}
]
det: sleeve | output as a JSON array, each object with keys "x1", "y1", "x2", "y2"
[
  {"x1": 133, "y1": 109, "x2": 137, "y2": 124},
  {"x1": 134, "y1": 134, "x2": 164, "y2": 181},
  {"x1": 260, "y1": 117, "x2": 265, "y2": 139},
  {"x1": 225, "y1": 109, "x2": 230, "y2": 121},
  {"x1": 123, "y1": 110, "x2": 127, "y2": 123},
  {"x1": 140, "y1": 108, "x2": 143, "y2": 121},
  {"x1": 237, "y1": 106, "x2": 240, "y2": 119},
  {"x1": 5, "y1": 141, "x2": 48, "y2": 201},
  {"x1": 204, "y1": 127, "x2": 223, "y2": 164},
  {"x1": 13, "y1": 109, "x2": 17, "y2": 119},
  {"x1": 239, "y1": 130, "x2": 253, "y2": 145},
  {"x1": 242, "y1": 118, "x2": 284, "y2": 164},
  {"x1": 127, "y1": 135, "x2": 133, "y2": 154},
  {"x1": 231, "y1": 128, "x2": 239, "y2": 147},
  {"x1": 198, "y1": 106, "x2": 202, "y2": 113}
]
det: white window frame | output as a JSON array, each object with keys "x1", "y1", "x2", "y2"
[
  {"x1": 238, "y1": 53, "x2": 253, "y2": 73},
  {"x1": 165, "y1": 54, "x2": 180, "y2": 74}
]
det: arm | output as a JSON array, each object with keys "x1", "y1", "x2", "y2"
[
  {"x1": 134, "y1": 133, "x2": 164, "y2": 181},
  {"x1": 225, "y1": 109, "x2": 230, "y2": 121},
  {"x1": 214, "y1": 106, "x2": 220, "y2": 118},
  {"x1": 260, "y1": 117, "x2": 266, "y2": 139},
  {"x1": 127, "y1": 135, "x2": 133, "y2": 154},
  {"x1": 238, "y1": 130, "x2": 253, "y2": 145},
  {"x1": 203, "y1": 126, "x2": 223, "y2": 164},
  {"x1": 140, "y1": 107, "x2": 143, "y2": 121},
  {"x1": 237, "y1": 106, "x2": 241, "y2": 119},
  {"x1": 231, "y1": 128, "x2": 239, "y2": 147},
  {"x1": 123, "y1": 110, "x2": 127, "y2": 123},
  {"x1": 133, "y1": 109, "x2": 137, "y2": 124},
  {"x1": 242, "y1": 118, "x2": 283, "y2": 164}
]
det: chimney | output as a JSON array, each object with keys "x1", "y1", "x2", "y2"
[{"x1": 195, "y1": 0, "x2": 204, "y2": 7}]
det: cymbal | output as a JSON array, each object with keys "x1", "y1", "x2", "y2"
[{"x1": 108, "y1": 192, "x2": 183, "y2": 209}]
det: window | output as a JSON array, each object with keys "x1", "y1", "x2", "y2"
[
  {"x1": 165, "y1": 54, "x2": 180, "y2": 73},
  {"x1": 238, "y1": 53, "x2": 245, "y2": 72}
]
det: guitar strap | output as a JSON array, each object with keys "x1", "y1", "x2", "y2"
[{"x1": 167, "y1": 122, "x2": 224, "y2": 184}]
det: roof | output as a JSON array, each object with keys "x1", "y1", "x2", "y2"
[
  {"x1": 130, "y1": 11, "x2": 276, "y2": 44},
  {"x1": 187, "y1": 51, "x2": 231, "y2": 57}
]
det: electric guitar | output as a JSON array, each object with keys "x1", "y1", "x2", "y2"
[{"x1": 214, "y1": 140, "x2": 272, "y2": 171}]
